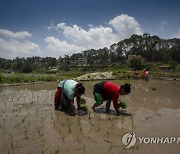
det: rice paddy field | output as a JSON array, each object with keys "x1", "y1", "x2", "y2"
[{"x1": 0, "y1": 80, "x2": 180, "y2": 154}]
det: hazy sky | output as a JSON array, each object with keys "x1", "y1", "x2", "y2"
[{"x1": 0, "y1": 0, "x2": 180, "y2": 59}]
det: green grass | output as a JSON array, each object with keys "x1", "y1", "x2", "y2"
[{"x1": 1, "y1": 64, "x2": 180, "y2": 84}]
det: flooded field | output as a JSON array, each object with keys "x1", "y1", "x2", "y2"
[{"x1": 0, "y1": 80, "x2": 180, "y2": 154}]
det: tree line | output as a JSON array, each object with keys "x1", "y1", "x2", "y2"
[{"x1": 0, "y1": 33, "x2": 180, "y2": 73}]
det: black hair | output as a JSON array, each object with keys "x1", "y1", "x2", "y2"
[
  {"x1": 76, "y1": 83, "x2": 85, "y2": 94},
  {"x1": 121, "y1": 83, "x2": 131, "y2": 93}
]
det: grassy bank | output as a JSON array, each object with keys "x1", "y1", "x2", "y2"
[
  {"x1": 0, "y1": 66, "x2": 180, "y2": 85},
  {"x1": 0, "y1": 71, "x2": 83, "y2": 84}
]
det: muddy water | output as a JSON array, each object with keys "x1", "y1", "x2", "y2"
[{"x1": 0, "y1": 80, "x2": 180, "y2": 154}]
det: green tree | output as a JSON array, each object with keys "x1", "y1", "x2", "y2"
[
  {"x1": 129, "y1": 58, "x2": 144, "y2": 70},
  {"x1": 22, "y1": 63, "x2": 32, "y2": 73}
]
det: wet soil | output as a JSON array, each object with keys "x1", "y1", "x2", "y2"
[{"x1": 0, "y1": 80, "x2": 180, "y2": 154}]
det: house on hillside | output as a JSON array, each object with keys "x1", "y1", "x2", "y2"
[{"x1": 70, "y1": 57, "x2": 87, "y2": 66}]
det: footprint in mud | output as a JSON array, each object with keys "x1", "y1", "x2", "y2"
[{"x1": 145, "y1": 116, "x2": 153, "y2": 120}]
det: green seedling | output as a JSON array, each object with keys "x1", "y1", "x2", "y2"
[
  {"x1": 96, "y1": 126, "x2": 100, "y2": 132},
  {"x1": 111, "y1": 123, "x2": 114, "y2": 129},
  {"x1": 88, "y1": 126, "x2": 92, "y2": 133},
  {"x1": 24, "y1": 131, "x2": 28, "y2": 140},
  {"x1": 77, "y1": 117, "x2": 81, "y2": 126},
  {"x1": 9, "y1": 134, "x2": 14, "y2": 150},
  {"x1": 104, "y1": 139, "x2": 113, "y2": 144},
  {"x1": 108, "y1": 116, "x2": 113, "y2": 121},
  {"x1": 121, "y1": 116, "x2": 125, "y2": 129},
  {"x1": 119, "y1": 101, "x2": 126, "y2": 109},
  {"x1": 60, "y1": 134, "x2": 66, "y2": 143},
  {"x1": 41, "y1": 139, "x2": 47, "y2": 154},
  {"x1": 152, "y1": 87, "x2": 157, "y2": 91},
  {"x1": 55, "y1": 148, "x2": 59, "y2": 154},
  {"x1": 80, "y1": 106, "x2": 89, "y2": 113},
  {"x1": 85, "y1": 135, "x2": 95, "y2": 143},
  {"x1": 74, "y1": 134, "x2": 81, "y2": 144},
  {"x1": 131, "y1": 115, "x2": 134, "y2": 131},
  {"x1": 108, "y1": 145, "x2": 113, "y2": 153},
  {"x1": 82, "y1": 145, "x2": 86, "y2": 153},
  {"x1": 80, "y1": 97, "x2": 86, "y2": 105},
  {"x1": 88, "y1": 113, "x2": 92, "y2": 119},
  {"x1": 67, "y1": 125, "x2": 72, "y2": 134},
  {"x1": 80, "y1": 97, "x2": 89, "y2": 114},
  {"x1": 24, "y1": 126, "x2": 29, "y2": 139},
  {"x1": 79, "y1": 126, "x2": 82, "y2": 133}
]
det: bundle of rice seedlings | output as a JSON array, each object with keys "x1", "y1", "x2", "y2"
[
  {"x1": 118, "y1": 101, "x2": 127, "y2": 109},
  {"x1": 80, "y1": 97, "x2": 86, "y2": 104},
  {"x1": 80, "y1": 97, "x2": 89, "y2": 114}
]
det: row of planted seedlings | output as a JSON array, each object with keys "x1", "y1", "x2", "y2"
[
  {"x1": 49, "y1": 97, "x2": 136, "y2": 153},
  {"x1": 0, "y1": 87, "x2": 55, "y2": 154},
  {"x1": 0, "y1": 86, "x2": 136, "y2": 153}
]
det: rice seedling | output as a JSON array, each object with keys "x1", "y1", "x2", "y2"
[
  {"x1": 58, "y1": 129, "x2": 62, "y2": 135},
  {"x1": 119, "y1": 101, "x2": 126, "y2": 109},
  {"x1": 60, "y1": 134, "x2": 66, "y2": 143},
  {"x1": 108, "y1": 116, "x2": 113, "y2": 121},
  {"x1": 104, "y1": 139, "x2": 113, "y2": 144},
  {"x1": 2, "y1": 124, "x2": 6, "y2": 133},
  {"x1": 111, "y1": 123, "x2": 114, "y2": 129},
  {"x1": 80, "y1": 97, "x2": 86, "y2": 105},
  {"x1": 82, "y1": 145, "x2": 86, "y2": 153},
  {"x1": 152, "y1": 87, "x2": 157, "y2": 91},
  {"x1": 41, "y1": 139, "x2": 47, "y2": 154},
  {"x1": 21, "y1": 115, "x2": 27, "y2": 123},
  {"x1": 54, "y1": 148, "x2": 60, "y2": 154},
  {"x1": 37, "y1": 127, "x2": 44, "y2": 138},
  {"x1": 85, "y1": 135, "x2": 96, "y2": 143},
  {"x1": 74, "y1": 134, "x2": 81, "y2": 144},
  {"x1": 23, "y1": 126, "x2": 29, "y2": 140},
  {"x1": 96, "y1": 126, "x2": 100, "y2": 132},
  {"x1": 108, "y1": 144, "x2": 113, "y2": 153},
  {"x1": 131, "y1": 115, "x2": 135, "y2": 131},
  {"x1": 88, "y1": 126, "x2": 92, "y2": 133},
  {"x1": 67, "y1": 125, "x2": 72, "y2": 134},
  {"x1": 79, "y1": 126, "x2": 82, "y2": 133},
  {"x1": 9, "y1": 134, "x2": 14, "y2": 151},
  {"x1": 77, "y1": 117, "x2": 81, "y2": 126},
  {"x1": 121, "y1": 116, "x2": 125, "y2": 129},
  {"x1": 88, "y1": 113, "x2": 92, "y2": 120},
  {"x1": 24, "y1": 131, "x2": 28, "y2": 140}
]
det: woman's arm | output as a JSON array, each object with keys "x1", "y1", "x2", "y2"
[
  {"x1": 76, "y1": 96, "x2": 81, "y2": 110},
  {"x1": 69, "y1": 100, "x2": 76, "y2": 116}
]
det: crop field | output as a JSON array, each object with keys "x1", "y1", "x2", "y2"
[{"x1": 0, "y1": 80, "x2": 180, "y2": 154}]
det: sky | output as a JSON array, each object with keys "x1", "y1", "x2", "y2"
[{"x1": 0, "y1": 0, "x2": 180, "y2": 59}]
